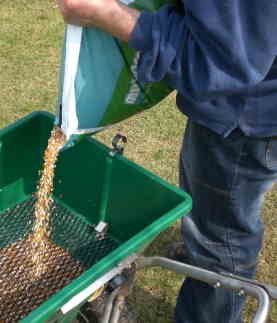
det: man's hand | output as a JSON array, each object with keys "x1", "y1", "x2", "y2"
[
  {"x1": 57, "y1": 0, "x2": 116, "y2": 27},
  {"x1": 57, "y1": 0, "x2": 140, "y2": 42}
]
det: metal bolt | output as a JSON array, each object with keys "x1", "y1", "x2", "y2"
[
  {"x1": 238, "y1": 289, "x2": 245, "y2": 296},
  {"x1": 109, "y1": 150, "x2": 116, "y2": 157},
  {"x1": 214, "y1": 282, "x2": 221, "y2": 288}
]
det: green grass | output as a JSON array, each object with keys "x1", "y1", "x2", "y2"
[{"x1": 1, "y1": 2, "x2": 276, "y2": 322}]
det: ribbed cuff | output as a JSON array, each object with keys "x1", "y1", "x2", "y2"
[{"x1": 128, "y1": 11, "x2": 154, "y2": 52}]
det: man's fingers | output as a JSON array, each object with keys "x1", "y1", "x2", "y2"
[
  {"x1": 57, "y1": 0, "x2": 83, "y2": 23},
  {"x1": 56, "y1": 0, "x2": 137, "y2": 40}
]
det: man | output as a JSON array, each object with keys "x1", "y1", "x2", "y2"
[{"x1": 58, "y1": 1, "x2": 277, "y2": 322}]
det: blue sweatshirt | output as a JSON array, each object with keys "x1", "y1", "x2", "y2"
[{"x1": 129, "y1": 2, "x2": 277, "y2": 137}]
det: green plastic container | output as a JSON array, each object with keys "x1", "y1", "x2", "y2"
[
  {"x1": 0, "y1": 111, "x2": 192, "y2": 322},
  {"x1": 58, "y1": 0, "x2": 176, "y2": 140}
]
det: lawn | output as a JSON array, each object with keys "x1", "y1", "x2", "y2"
[{"x1": 1, "y1": 1, "x2": 276, "y2": 322}]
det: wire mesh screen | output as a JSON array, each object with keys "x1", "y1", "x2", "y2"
[{"x1": 0, "y1": 197, "x2": 120, "y2": 322}]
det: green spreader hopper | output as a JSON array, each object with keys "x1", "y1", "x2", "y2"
[{"x1": 0, "y1": 112, "x2": 192, "y2": 322}]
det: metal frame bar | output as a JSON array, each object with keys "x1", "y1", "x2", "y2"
[
  {"x1": 109, "y1": 295, "x2": 125, "y2": 323},
  {"x1": 100, "y1": 288, "x2": 122, "y2": 323},
  {"x1": 136, "y1": 257, "x2": 277, "y2": 323},
  {"x1": 100, "y1": 263, "x2": 136, "y2": 323},
  {"x1": 61, "y1": 254, "x2": 277, "y2": 323},
  {"x1": 61, "y1": 254, "x2": 138, "y2": 315}
]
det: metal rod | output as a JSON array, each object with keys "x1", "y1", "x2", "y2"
[
  {"x1": 109, "y1": 295, "x2": 125, "y2": 323},
  {"x1": 136, "y1": 257, "x2": 271, "y2": 323},
  {"x1": 247, "y1": 286, "x2": 271, "y2": 323},
  {"x1": 220, "y1": 272, "x2": 277, "y2": 300},
  {"x1": 99, "y1": 155, "x2": 113, "y2": 223},
  {"x1": 100, "y1": 288, "x2": 121, "y2": 323}
]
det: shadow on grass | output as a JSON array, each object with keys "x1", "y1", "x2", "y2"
[
  {"x1": 131, "y1": 285, "x2": 176, "y2": 323},
  {"x1": 143, "y1": 222, "x2": 182, "y2": 258},
  {"x1": 129, "y1": 225, "x2": 182, "y2": 323}
]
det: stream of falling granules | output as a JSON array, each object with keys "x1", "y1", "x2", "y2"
[
  {"x1": 31, "y1": 126, "x2": 66, "y2": 277},
  {"x1": 0, "y1": 127, "x2": 88, "y2": 322}
]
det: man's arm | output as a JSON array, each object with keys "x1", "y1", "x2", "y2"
[
  {"x1": 57, "y1": 0, "x2": 140, "y2": 42},
  {"x1": 58, "y1": 0, "x2": 277, "y2": 100}
]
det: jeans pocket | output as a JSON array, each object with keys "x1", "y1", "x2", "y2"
[
  {"x1": 266, "y1": 137, "x2": 277, "y2": 169},
  {"x1": 193, "y1": 122, "x2": 244, "y2": 150}
]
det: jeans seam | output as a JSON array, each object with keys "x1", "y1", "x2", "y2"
[
  {"x1": 227, "y1": 138, "x2": 251, "y2": 323},
  {"x1": 227, "y1": 136, "x2": 245, "y2": 323},
  {"x1": 226, "y1": 230, "x2": 237, "y2": 323},
  {"x1": 227, "y1": 230, "x2": 236, "y2": 273},
  {"x1": 189, "y1": 175, "x2": 232, "y2": 197},
  {"x1": 230, "y1": 137, "x2": 247, "y2": 198},
  {"x1": 265, "y1": 138, "x2": 277, "y2": 169},
  {"x1": 182, "y1": 154, "x2": 232, "y2": 198}
]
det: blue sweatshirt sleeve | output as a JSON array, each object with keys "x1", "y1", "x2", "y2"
[{"x1": 128, "y1": 2, "x2": 277, "y2": 100}]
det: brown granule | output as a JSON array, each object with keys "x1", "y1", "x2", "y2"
[
  {"x1": 0, "y1": 127, "x2": 85, "y2": 322},
  {"x1": 0, "y1": 236, "x2": 84, "y2": 322}
]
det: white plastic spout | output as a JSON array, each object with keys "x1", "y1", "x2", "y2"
[{"x1": 60, "y1": 24, "x2": 83, "y2": 139}]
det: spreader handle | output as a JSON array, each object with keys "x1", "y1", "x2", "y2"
[
  {"x1": 136, "y1": 257, "x2": 272, "y2": 323},
  {"x1": 219, "y1": 271, "x2": 277, "y2": 300}
]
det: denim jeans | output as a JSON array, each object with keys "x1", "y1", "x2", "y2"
[{"x1": 175, "y1": 120, "x2": 277, "y2": 323}]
